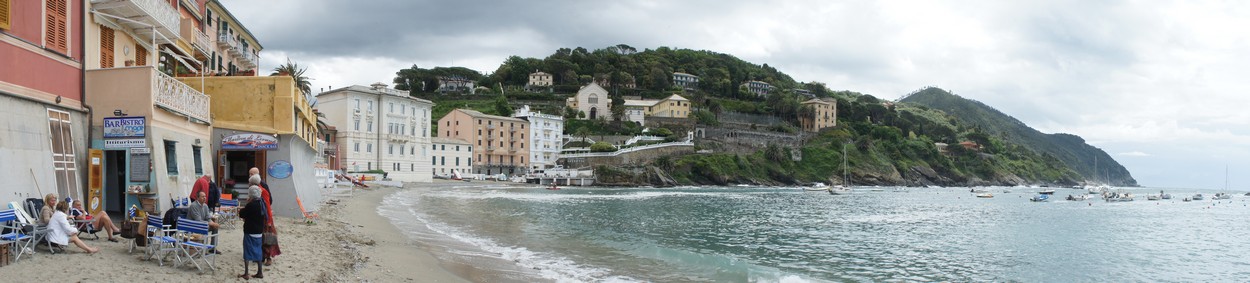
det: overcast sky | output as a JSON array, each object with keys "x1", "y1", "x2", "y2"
[{"x1": 221, "y1": 0, "x2": 1250, "y2": 189}]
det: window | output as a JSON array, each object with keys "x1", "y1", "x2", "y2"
[
  {"x1": 389, "y1": 145, "x2": 394, "y2": 155},
  {"x1": 455, "y1": 157, "x2": 459, "y2": 166},
  {"x1": 164, "y1": 140, "x2": 178, "y2": 174},
  {"x1": 193, "y1": 146, "x2": 204, "y2": 174},
  {"x1": 455, "y1": 146, "x2": 460, "y2": 151},
  {"x1": 410, "y1": 146, "x2": 414, "y2": 155},
  {"x1": 389, "y1": 102, "x2": 394, "y2": 113},
  {"x1": 354, "y1": 98, "x2": 361, "y2": 110},
  {"x1": 431, "y1": 157, "x2": 436, "y2": 165},
  {"x1": 354, "y1": 119, "x2": 360, "y2": 131},
  {"x1": 589, "y1": 94, "x2": 598, "y2": 104},
  {"x1": 135, "y1": 44, "x2": 147, "y2": 66},
  {"x1": 367, "y1": 121, "x2": 373, "y2": 132},
  {"x1": 441, "y1": 156, "x2": 445, "y2": 166},
  {"x1": 367, "y1": 100, "x2": 373, "y2": 112},
  {"x1": 367, "y1": 143, "x2": 372, "y2": 153},
  {"x1": 45, "y1": 0, "x2": 69, "y2": 54},
  {"x1": 47, "y1": 109, "x2": 78, "y2": 197},
  {"x1": 355, "y1": 142, "x2": 360, "y2": 152},
  {"x1": 100, "y1": 25, "x2": 114, "y2": 68}
]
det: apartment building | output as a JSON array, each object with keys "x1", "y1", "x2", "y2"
[
  {"x1": 799, "y1": 98, "x2": 837, "y2": 132},
  {"x1": 431, "y1": 137, "x2": 472, "y2": 177},
  {"x1": 513, "y1": 105, "x2": 563, "y2": 172},
  {"x1": 317, "y1": 84, "x2": 435, "y2": 182},
  {"x1": 438, "y1": 109, "x2": 530, "y2": 175}
]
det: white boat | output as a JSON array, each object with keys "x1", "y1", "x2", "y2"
[
  {"x1": 970, "y1": 188, "x2": 989, "y2": 193},
  {"x1": 1039, "y1": 189, "x2": 1056, "y2": 195},
  {"x1": 1066, "y1": 194, "x2": 1090, "y2": 201},
  {"x1": 1103, "y1": 190, "x2": 1135, "y2": 202},
  {"x1": 976, "y1": 193, "x2": 994, "y2": 198},
  {"x1": 1192, "y1": 194, "x2": 1204, "y2": 201},
  {"x1": 1146, "y1": 194, "x2": 1161, "y2": 201},
  {"x1": 827, "y1": 144, "x2": 854, "y2": 195},
  {"x1": 1213, "y1": 193, "x2": 1232, "y2": 200}
]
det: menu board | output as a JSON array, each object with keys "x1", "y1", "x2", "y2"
[{"x1": 129, "y1": 150, "x2": 151, "y2": 182}]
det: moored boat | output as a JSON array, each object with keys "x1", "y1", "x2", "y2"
[
  {"x1": 1066, "y1": 194, "x2": 1090, "y2": 201},
  {"x1": 976, "y1": 193, "x2": 994, "y2": 198},
  {"x1": 1039, "y1": 189, "x2": 1056, "y2": 195},
  {"x1": 1030, "y1": 195, "x2": 1050, "y2": 202},
  {"x1": 1212, "y1": 192, "x2": 1232, "y2": 200},
  {"x1": 1192, "y1": 194, "x2": 1204, "y2": 201}
]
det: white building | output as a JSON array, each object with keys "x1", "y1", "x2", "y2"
[
  {"x1": 565, "y1": 82, "x2": 610, "y2": 120},
  {"x1": 315, "y1": 83, "x2": 434, "y2": 182},
  {"x1": 513, "y1": 106, "x2": 564, "y2": 171},
  {"x1": 431, "y1": 137, "x2": 473, "y2": 178}
]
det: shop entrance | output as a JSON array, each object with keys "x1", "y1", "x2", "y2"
[
  {"x1": 104, "y1": 150, "x2": 127, "y2": 213},
  {"x1": 217, "y1": 150, "x2": 266, "y2": 195}
]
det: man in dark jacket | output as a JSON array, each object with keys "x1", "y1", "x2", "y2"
[{"x1": 207, "y1": 178, "x2": 221, "y2": 212}]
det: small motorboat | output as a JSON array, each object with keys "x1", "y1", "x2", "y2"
[
  {"x1": 1146, "y1": 194, "x2": 1161, "y2": 201},
  {"x1": 1030, "y1": 195, "x2": 1050, "y2": 202},
  {"x1": 828, "y1": 186, "x2": 851, "y2": 195},
  {"x1": 1192, "y1": 194, "x2": 1204, "y2": 201},
  {"x1": 1161, "y1": 193, "x2": 1172, "y2": 200},
  {"x1": 1183, "y1": 197, "x2": 1192, "y2": 202},
  {"x1": 976, "y1": 193, "x2": 994, "y2": 198},
  {"x1": 1039, "y1": 189, "x2": 1056, "y2": 195},
  {"x1": 546, "y1": 185, "x2": 560, "y2": 190}
]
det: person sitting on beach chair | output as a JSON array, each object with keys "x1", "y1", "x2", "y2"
[
  {"x1": 45, "y1": 201, "x2": 99, "y2": 254},
  {"x1": 70, "y1": 199, "x2": 121, "y2": 242}
]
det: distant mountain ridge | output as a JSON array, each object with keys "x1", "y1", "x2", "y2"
[{"x1": 900, "y1": 87, "x2": 1137, "y2": 186}]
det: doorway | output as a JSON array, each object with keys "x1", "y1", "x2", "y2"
[
  {"x1": 104, "y1": 150, "x2": 126, "y2": 213},
  {"x1": 221, "y1": 150, "x2": 265, "y2": 194}
]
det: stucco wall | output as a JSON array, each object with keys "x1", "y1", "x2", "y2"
[
  {"x1": 264, "y1": 134, "x2": 323, "y2": 218},
  {"x1": 0, "y1": 96, "x2": 88, "y2": 206}
]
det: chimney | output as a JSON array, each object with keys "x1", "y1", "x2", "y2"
[{"x1": 371, "y1": 82, "x2": 387, "y2": 91}]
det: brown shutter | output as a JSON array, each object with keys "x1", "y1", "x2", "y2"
[
  {"x1": 100, "y1": 25, "x2": 114, "y2": 68},
  {"x1": 136, "y1": 44, "x2": 147, "y2": 66},
  {"x1": 46, "y1": 0, "x2": 68, "y2": 53},
  {"x1": 0, "y1": 0, "x2": 12, "y2": 30}
]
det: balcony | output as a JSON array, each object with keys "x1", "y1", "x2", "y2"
[
  {"x1": 154, "y1": 71, "x2": 212, "y2": 122},
  {"x1": 217, "y1": 33, "x2": 239, "y2": 51},
  {"x1": 508, "y1": 147, "x2": 518, "y2": 153},
  {"x1": 485, "y1": 134, "x2": 496, "y2": 141},
  {"x1": 486, "y1": 124, "x2": 496, "y2": 130},
  {"x1": 238, "y1": 52, "x2": 258, "y2": 69},
  {"x1": 509, "y1": 126, "x2": 517, "y2": 132},
  {"x1": 485, "y1": 146, "x2": 497, "y2": 151},
  {"x1": 92, "y1": 0, "x2": 181, "y2": 45},
  {"x1": 181, "y1": 21, "x2": 211, "y2": 57}
]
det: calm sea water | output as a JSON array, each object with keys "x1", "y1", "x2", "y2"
[{"x1": 378, "y1": 185, "x2": 1250, "y2": 282}]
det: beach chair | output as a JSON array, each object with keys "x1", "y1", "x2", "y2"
[
  {"x1": 19, "y1": 199, "x2": 58, "y2": 254},
  {"x1": 296, "y1": 197, "x2": 319, "y2": 224},
  {"x1": 0, "y1": 209, "x2": 36, "y2": 262},
  {"x1": 140, "y1": 214, "x2": 180, "y2": 266},
  {"x1": 174, "y1": 218, "x2": 218, "y2": 272},
  {"x1": 217, "y1": 199, "x2": 239, "y2": 229},
  {"x1": 74, "y1": 218, "x2": 101, "y2": 240}
]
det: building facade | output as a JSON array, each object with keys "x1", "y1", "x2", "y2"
[
  {"x1": 436, "y1": 75, "x2": 474, "y2": 94},
  {"x1": 0, "y1": 0, "x2": 90, "y2": 208},
  {"x1": 673, "y1": 72, "x2": 699, "y2": 90},
  {"x1": 743, "y1": 80, "x2": 773, "y2": 97},
  {"x1": 623, "y1": 94, "x2": 691, "y2": 120},
  {"x1": 565, "y1": 82, "x2": 610, "y2": 120},
  {"x1": 799, "y1": 98, "x2": 837, "y2": 132},
  {"x1": 203, "y1": 0, "x2": 262, "y2": 76},
  {"x1": 513, "y1": 105, "x2": 563, "y2": 171},
  {"x1": 316, "y1": 84, "x2": 435, "y2": 183},
  {"x1": 430, "y1": 137, "x2": 472, "y2": 177},
  {"x1": 438, "y1": 109, "x2": 530, "y2": 175},
  {"x1": 178, "y1": 75, "x2": 324, "y2": 217},
  {"x1": 526, "y1": 71, "x2": 552, "y2": 92}
]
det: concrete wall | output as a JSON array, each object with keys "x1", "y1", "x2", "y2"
[
  {"x1": 265, "y1": 134, "x2": 323, "y2": 217},
  {"x1": 561, "y1": 144, "x2": 694, "y2": 168},
  {"x1": 0, "y1": 96, "x2": 88, "y2": 206}
]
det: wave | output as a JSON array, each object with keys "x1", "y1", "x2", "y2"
[{"x1": 379, "y1": 191, "x2": 642, "y2": 282}]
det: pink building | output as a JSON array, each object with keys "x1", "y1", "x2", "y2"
[{"x1": 0, "y1": 0, "x2": 90, "y2": 205}]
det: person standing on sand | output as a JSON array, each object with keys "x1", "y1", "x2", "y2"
[
  {"x1": 239, "y1": 186, "x2": 267, "y2": 279},
  {"x1": 249, "y1": 168, "x2": 282, "y2": 266}
]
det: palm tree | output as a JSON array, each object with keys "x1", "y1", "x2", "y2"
[{"x1": 272, "y1": 58, "x2": 313, "y2": 95}]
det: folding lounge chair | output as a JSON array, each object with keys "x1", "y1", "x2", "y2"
[
  {"x1": 296, "y1": 197, "x2": 319, "y2": 224},
  {"x1": 19, "y1": 199, "x2": 57, "y2": 254},
  {"x1": 74, "y1": 219, "x2": 101, "y2": 240},
  {"x1": 174, "y1": 218, "x2": 218, "y2": 272},
  {"x1": 217, "y1": 199, "x2": 239, "y2": 229},
  {"x1": 0, "y1": 209, "x2": 36, "y2": 262},
  {"x1": 140, "y1": 214, "x2": 180, "y2": 266}
]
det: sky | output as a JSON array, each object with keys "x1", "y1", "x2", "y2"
[{"x1": 219, "y1": 0, "x2": 1250, "y2": 190}]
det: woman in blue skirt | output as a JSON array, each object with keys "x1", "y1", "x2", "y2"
[{"x1": 239, "y1": 186, "x2": 267, "y2": 279}]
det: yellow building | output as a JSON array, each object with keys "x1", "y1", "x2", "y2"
[
  {"x1": 179, "y1": 76, "x2": 324, "y2": 217},
  {"x1": 623, "y1": 94, "x2": 691, "y2": 120},
  {"x1": 800, "y1": 98, "x2": 837, "y2": 132}
]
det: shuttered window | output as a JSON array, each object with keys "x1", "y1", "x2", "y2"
[
  {"x1": 48, "y1": 109, "x2": 79, "y2": 199},
  {"x1": 100, "y1": 25, "x2": 114, "y2": 68},
  {"x1": 1, "y1": 0, "x2": 12, "y2": 30},
  {"x1": 135, "y1": 44, "x2": 147, "y2": 66},
  {"x1": 45, "y1": 0, "x2": 68, "y2": 53}
]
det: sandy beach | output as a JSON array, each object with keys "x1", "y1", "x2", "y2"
[{"x1": 0, "y1": 184, "x2": 468, "y2": 282}]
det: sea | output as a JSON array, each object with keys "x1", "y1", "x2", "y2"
[{"x1": 377, "y1": 184, "x2": 1250, "y2": 282}]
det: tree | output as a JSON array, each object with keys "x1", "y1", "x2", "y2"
[
  {"x1": 590, "y1": 141, "x2": 618, "y2": 152},
  {"x1": 707, "y1": 99, "x2": 723, "y2": 119},
  {"x1": 272, "y1": 58, "x2": 312, "y2": 95},
  {"x1": 493, "y1": 95, "x2": 513, "y2": 116},
  {"x1": 575, "y1": 127, "x2": 591, "y2": 143}
]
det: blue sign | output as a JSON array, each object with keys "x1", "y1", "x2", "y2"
[
  {"x1": 268, "y1": 160, "x2": 293, "y2": 179},
  {"x1": 103, "y1": 117, "x2": 146, "y2": 138}
]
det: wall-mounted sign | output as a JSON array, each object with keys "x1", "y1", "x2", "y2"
[
  {"x1": 104, "y1": 139, "x2": 147, "y2": 149},
  {"x1": 222, "y1": 133, "x2": 279, "y2": 150},
  {"x1": 129, "y1": 147, "x2": 150, "y2": 154},
  {"x1": 268, "y1": 160, "x2": 293, "y2": 179},
  {"x1": 130, "y1": 150, "x2": 151, "y2": 182},
  {"x1": 103, "y1": 117, "x2": 146, "y2": 138}
]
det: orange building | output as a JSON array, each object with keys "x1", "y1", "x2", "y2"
[{"x1": 437, "y1": 109, "x2": 530, "y2": 175}]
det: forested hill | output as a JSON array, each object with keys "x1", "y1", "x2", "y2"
[{"x1": 899, "y1": 87, "x2": 1137, "y2": 186}]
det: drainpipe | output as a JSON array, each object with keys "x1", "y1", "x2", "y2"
[
  {"x1": 376, "y1": 89, "x2": 382, "y2": 173},
  {"x1": 80, "y1": 0, "x2": 92, "y2": 198}
]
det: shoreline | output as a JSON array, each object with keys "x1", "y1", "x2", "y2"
[{"x1": 340, "y1": 184, "x2": 469, "y2": 282}]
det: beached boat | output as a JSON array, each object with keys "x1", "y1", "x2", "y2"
[
  {"x1": 1030, "y1": 195, "x2": 1050, "y2": 202},
  {"x1": 976, "y1": 193, "x2": 994, "y2": 198}
]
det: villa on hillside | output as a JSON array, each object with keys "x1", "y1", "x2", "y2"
[
  {"x1": 566, "y1": 82, "x2": 611, "y2": 120},
  {"x1": 673, "y1": 72, "x2": 699, "y2": 90},
  {"x1": 526, "y1": 71, "x2": 553, "y2": 92},
  {"x1": 622, "y1": 94, "x2": 692, "y2": 124},
  {"x1": 436, "y1": 75, "x2": 476, "y2": 94},
  {"x1": 799, "y1": 98, "x2": 837, "y2": 132},
  {"x1": 743, "y1": 80, "x2": 774, "y2": 96}
]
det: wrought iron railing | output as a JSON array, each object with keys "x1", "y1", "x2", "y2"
[{"x1": 154, "y1": 71, "x2": 211, "y2": 122}]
